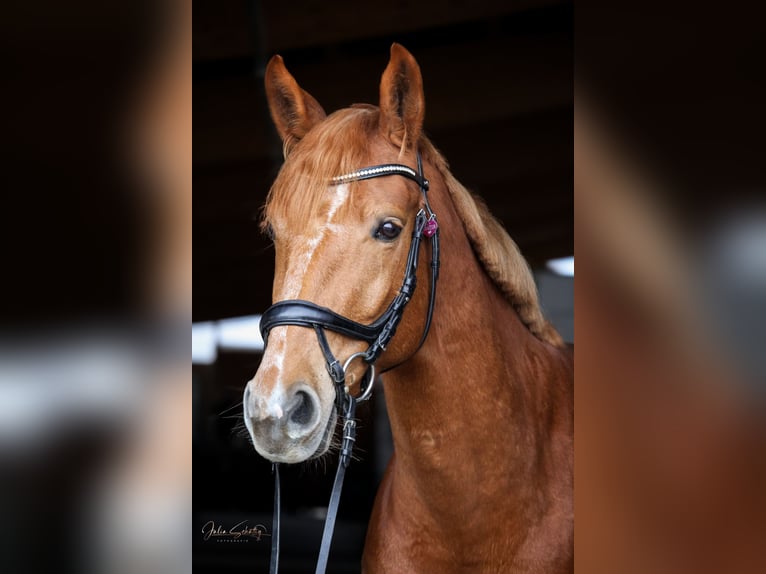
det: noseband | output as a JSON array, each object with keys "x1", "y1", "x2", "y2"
[{"x1": 261, "y1": 151, "x2": 440, "y2": 574}]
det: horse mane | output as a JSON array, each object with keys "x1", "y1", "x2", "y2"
[
  {"x1": 419, "y1": 139, "x2": 564, "y2": 348},
  {"x1": 263, "y1": 105, "x2": 564, "y2": 348}
]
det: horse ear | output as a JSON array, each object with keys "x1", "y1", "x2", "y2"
[
  {"x1": 264, "y1": 55, "x2": 326, "y2": 155},
  {"x1": 379, "y1": 43, "x2": 425, "y2": 150}
]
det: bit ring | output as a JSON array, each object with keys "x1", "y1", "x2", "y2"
[{"x1": 342, "y1": 352, "x2": 376, "y2": 402}]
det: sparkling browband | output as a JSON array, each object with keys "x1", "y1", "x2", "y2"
[{"x1": 331, "y1": 163, "x2": 429, "y2": 190}]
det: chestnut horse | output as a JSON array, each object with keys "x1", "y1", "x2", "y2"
[{"x1": 243, "y1": 44, "x2": 573, "y2": 573}]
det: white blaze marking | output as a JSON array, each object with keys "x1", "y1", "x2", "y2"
[
  {"x1": 280, "y1": 184, "x2": 349, "y2": 299},
  {"x1": 248, "y1": 184, "x2": 350, "y2": 423}
]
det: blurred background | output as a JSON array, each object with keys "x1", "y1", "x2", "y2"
[
  {"x1": 575, "y1": 3, "x2": 766, "y2": 572},
  {"x1": 0, "y1": 1, "x2": 191, "y2": 574},
  {"x1": 193, "y1": 1, "x2": 572, "y2": 572}
]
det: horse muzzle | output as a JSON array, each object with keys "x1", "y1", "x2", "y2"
[{"x1": 244, "y1": 382, "x2": 333, "y2": 463}]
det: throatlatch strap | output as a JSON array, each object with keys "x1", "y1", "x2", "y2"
[{"x1": 270, "y1": 463, "x2": 280, "y2": 574}]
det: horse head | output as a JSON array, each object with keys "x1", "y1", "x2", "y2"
[{"x1": 243, "y1": 44, "x2": 436, "y2": 463}]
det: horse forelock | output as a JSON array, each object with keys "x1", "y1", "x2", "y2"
[{"x1": 262, "y1": 107, "x2": 380, "y2": 234}]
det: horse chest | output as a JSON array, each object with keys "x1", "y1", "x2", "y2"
[
  {"x1": 363, "y1": 457, "x2": 572, "y2": 573},
  {"x1": 363, "y1": 465, "x2": 513, "y2": 573}
]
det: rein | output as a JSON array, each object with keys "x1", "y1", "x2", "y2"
[{"x1": 260, "y1": 151, "x2": 440, "y2": 574}]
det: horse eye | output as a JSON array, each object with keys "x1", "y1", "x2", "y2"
[
  {"x1": 374, "y1": 221, "x2": 402, "y2": 241},
  {"x1": 264, "y1": 222, "x2": 275, "y2": 240}
]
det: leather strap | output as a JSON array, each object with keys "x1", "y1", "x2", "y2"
[
  {"x1": 314, "y1": 325, "x2": 346, "y2": 411},
  {"x1": 269, "y1": 463, "x2": 280, "y2": 574},
  {"x1": 314, "y1": 456, "x2": 347, "y2": 573},
  {"x1": 263, "y1": 300, "x2": 384, "y2": 344},
  {"x1": 314, "y1": 396, "x2": 357, "y2": 573}
]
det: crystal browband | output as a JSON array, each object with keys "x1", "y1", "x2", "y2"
[{"x1": 331, "y1": 163, "x2": 429, "y2": 191}]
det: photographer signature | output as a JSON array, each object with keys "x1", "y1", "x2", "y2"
[{"x1": 202, "y1": 520, "x2": 270, "y2": 542}]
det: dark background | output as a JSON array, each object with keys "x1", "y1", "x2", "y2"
[{"x1": 193, "y1": 1, "x2": 573, "y2": 572}]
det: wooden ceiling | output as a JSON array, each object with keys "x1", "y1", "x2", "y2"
[{"x1": 194, "y1": 0, "x2": 573, "y2": 322}]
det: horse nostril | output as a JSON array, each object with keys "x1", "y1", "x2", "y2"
[{"x1": 289, "y1": 391, "x2": 314, "y2": 426}]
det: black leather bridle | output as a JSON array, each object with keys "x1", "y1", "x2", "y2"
[{"x1": 261, "y1": 151, "x2": 440, "y2": 574}]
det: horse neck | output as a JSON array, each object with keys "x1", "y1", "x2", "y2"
[{"x1": 380, "y1": 186, "x2": 568, "y2": 520}]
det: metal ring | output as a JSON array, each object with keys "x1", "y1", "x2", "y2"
[{"x1": 342, "y1": 352, "x2": 376, "y2": 402}]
